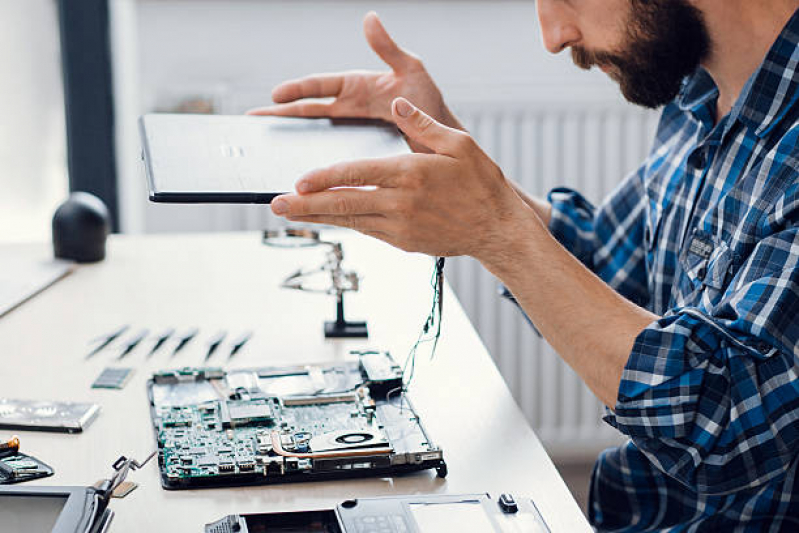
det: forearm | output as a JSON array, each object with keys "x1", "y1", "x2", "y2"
[
  {"x1": 479, "y1": 215, "x2": 655, "y2": 408},
  {"x1": 508, "y1": 180, "x2": 552, "y2": 226}
]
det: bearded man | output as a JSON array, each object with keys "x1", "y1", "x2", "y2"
[{"x1": 251, "y1": 2, "x2": 799, "y2": 530}]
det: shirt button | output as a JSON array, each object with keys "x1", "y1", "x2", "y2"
[{"x1": 689, "y1": 149, "x2": 708, "y2": 169}]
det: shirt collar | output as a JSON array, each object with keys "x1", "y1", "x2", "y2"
[
  {"x1": 677, "y1": 8, "x2": 799, "y2": 138},
  {"x1": 677, "y1": 68, "x2": 718, "y2": 117}
]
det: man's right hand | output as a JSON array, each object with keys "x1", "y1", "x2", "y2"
[{"x1": 247, "y1": 12, "x2": 464, "y2": 150}]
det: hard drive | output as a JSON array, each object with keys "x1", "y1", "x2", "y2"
[{"x1": 0, "y1": 399, "x2": 100, "y2": 433}]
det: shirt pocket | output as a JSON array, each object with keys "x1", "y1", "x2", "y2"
[{"x1": 678, "y1": 229, "x2": 734, "y2": 304}]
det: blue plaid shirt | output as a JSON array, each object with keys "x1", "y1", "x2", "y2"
[{"x1": 547, "y1": 10, "x2": 799, "y2": 532}]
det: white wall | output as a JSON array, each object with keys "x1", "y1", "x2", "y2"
[
  {"x1": 134, "y1": 0, "x2": 622, "y2": 104},
  {"x1": 114, "y1": 0, "x2": 641, "y2": 235}
]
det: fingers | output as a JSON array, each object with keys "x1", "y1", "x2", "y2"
[
  {"x1": 392, "y1": 97, "x2": 472, "y2": 157},
  {"x1": 270, "y1": 74, "x2": 345, "y2": 104},
  {"x1": 247, "y1": 101, "x2": 335, "y2": 118},
  {"x1": 272, "y1": 189, "x2": 388, "y2": 218},
  {"x1": 288, "y1": 214, "x2": 411, "y2": 254},
  {"x1": 282, "y1": 214, "x2": 390, "y2": 234},
  {"x1": 364, "y1": 12, "x2": 419, "y2": 73},
  {"x1": 294, "y1": 156, "x2": 406, "y2": 194}
]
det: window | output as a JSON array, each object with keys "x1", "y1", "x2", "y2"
[{"x1": 0, "y1": 1, "x2": 68, "y2": 242}]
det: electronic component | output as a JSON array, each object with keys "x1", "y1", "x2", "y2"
[
  {"x1": 499, "y1": 493, "x2": 519, "y2": 514},
  {"x1": 148, "y1": 351, "x2": 446, "y2": 489},
  {"x1": 0, "y1": 435, "x2": 20, "y2": 455},
  {"x1": 221, "y1": 399, "x2": 275, "y2": 428},
  {"x1": 92, "y1": 479, "x2": 138, "y2": 499},
  {"x1": 92, "y1": 367, "x2": 134, "y2": 389},
  {"x1": 205, "y1": 493, "x2": 550, "y2": 533},
  {"x1": 0, "y1": 452, "x2": 54, "y2": 484},
  {"x1": 0, "y1": 451, "x2": 154, "y2": 532},
  {"x1": 0, "y1": 399, "x2": 100, "y2": 433},
  {"x1": 356, "y1": 350, "x2": 403, "y2": 398},
  {"x1": 152, "y1": 367, "x2": 225, "y2": 384}
]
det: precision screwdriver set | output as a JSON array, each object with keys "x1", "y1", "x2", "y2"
[{"x1": 86, "y1": 326, "x2": 254, "y2": 362}]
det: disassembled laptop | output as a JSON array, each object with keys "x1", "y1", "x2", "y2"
[{"x1": 148, "y1": 350, "x2": 446, "y2": 489}]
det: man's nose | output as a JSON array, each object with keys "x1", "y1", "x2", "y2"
[{"x1": 537, "y1": 0, "x2": 581, "y2": 54}]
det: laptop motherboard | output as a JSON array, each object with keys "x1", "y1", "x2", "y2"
[{"x1": 148, "y1": 351, "x2": 446, "y2": 489}]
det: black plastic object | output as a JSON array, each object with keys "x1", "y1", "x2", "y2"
[
  {"x1": 0, "y1": 485, "x2": 110, "y2": 533},
  {"x1": 498, "y1": 493, "x2": 518, "y2": 514},
  {"x1": 52, "y1": 192, "x2": 110, "y2": 263},
  {"x1": 0, "y1": 452, "x2": 54, "y2": 484},
  {"x1": 324, "y1": 296, "x2": 368, "y2": 338}
]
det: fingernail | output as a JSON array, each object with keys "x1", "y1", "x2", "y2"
[
  {"x1": 272, "y1": 198, "x2": 288, "y2": 215},
  {"x1": 395, "y1": 98, "x2": 413, "y2": 118},
  {"x1": 296, "y1": 181, "x2": 310, "y2": 194}
]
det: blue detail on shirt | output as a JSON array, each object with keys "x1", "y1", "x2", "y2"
[{"x1": 547, "y1": 10, "x2": 799, "y2": 531}]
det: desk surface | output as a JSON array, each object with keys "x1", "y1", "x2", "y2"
[{"x1": 0, "y1": 232, "x2": 590, "y2": 532}]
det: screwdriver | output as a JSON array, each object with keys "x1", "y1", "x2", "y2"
[
  {"x1": 86, "y1": 325, "x2": 129, "y2": 359},
  {"x1": 228, "y1": 330, "x2": 253, "y2": 360},
  {"x1": 204, "y1": 330, "x2": 227, "y2": 362},
  {"x1": 148, "y1": 328, "x2": 175, "y2": 357},
  {"x1": 173, "y1": 328, "x2": 199, "y2": 356},
  {"x1": 118, "y1": 329, "x2": 149, "y2": 360}
]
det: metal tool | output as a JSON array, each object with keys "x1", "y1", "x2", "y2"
[{"x1": 86, "y1": 324, "x2": 129, "y2": 358}]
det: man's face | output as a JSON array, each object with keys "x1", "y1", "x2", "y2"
[{"x1": 538, "y1": 0, "x2": 711, "y2": 108}]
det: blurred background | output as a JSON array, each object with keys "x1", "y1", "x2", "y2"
[{"x1": 1, "y1": 0, "x2": 659, "y2": 511}]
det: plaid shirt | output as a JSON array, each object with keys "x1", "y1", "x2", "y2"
[{"x1": 547, "y1": 10, "x2": 799, "y2": 532}]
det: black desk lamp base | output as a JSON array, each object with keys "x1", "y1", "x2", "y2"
[
  {"x1": 324, "y1": 297, "x2": 368, "y2": 338},
  {"x1": 324, "y1": 320, "x2": 368, "y2": 338}
]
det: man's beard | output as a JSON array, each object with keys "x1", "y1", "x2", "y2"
[{"x1": 571, "y1": 0, "x2": 711, "y2": 108}]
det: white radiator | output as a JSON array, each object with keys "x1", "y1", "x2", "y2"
[{"x1": 447, "y1": 101, "x2": 659, "y2": 459}]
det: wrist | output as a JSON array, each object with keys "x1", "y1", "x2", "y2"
[{"x1": 473, "y1": 205, "x2": 548, "y2": 279}]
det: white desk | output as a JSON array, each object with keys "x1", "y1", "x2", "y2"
[{"x1": 0, "y1": 232, "x2": 590, "y2": 532}]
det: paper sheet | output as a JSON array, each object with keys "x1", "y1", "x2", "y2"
[{"x1": 0, "y1": 244, "x2": 73, "y2": 318}]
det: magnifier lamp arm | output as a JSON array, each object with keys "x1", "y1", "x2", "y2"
[{"x1": 263, "y1": 228, "x2": 368, "y2": 338}]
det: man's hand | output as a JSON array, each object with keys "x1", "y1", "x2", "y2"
[
  {"x1": 270, "y1": 97, "x2": 538, "y2": 263},
  {"x1": 271, "y1": 97, "x2": 654, "y2": 409},
  {"x1": 247, "y1": 12, "x2": 464, "y2": 151}
]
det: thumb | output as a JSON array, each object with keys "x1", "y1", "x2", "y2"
[
  {"x1": 392, "y1": 97, "x2": 467, "y2": 157},
  {"x1": 364, "y1": 12, "x2": 419, "y2": 73}
]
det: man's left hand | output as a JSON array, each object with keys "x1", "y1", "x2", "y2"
[{"x1": 270, "y1": 97, "x2": 538, "y2": 262}]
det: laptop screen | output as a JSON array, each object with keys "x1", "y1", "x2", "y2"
[{"x1": 0, "y1": 494, "x2": 68, "y2": 532}]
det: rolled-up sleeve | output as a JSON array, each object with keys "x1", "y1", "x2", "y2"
[
  {"x1": 606, "y1": 222, "x2": 799, "y2": 495},
  {"x1": 547, "y1": 166, "x2": 650, "y2": 307}
]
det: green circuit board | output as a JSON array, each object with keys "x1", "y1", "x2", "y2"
[{"x1": 148, "y1": 351, "x2": 446, "y2": 489}]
